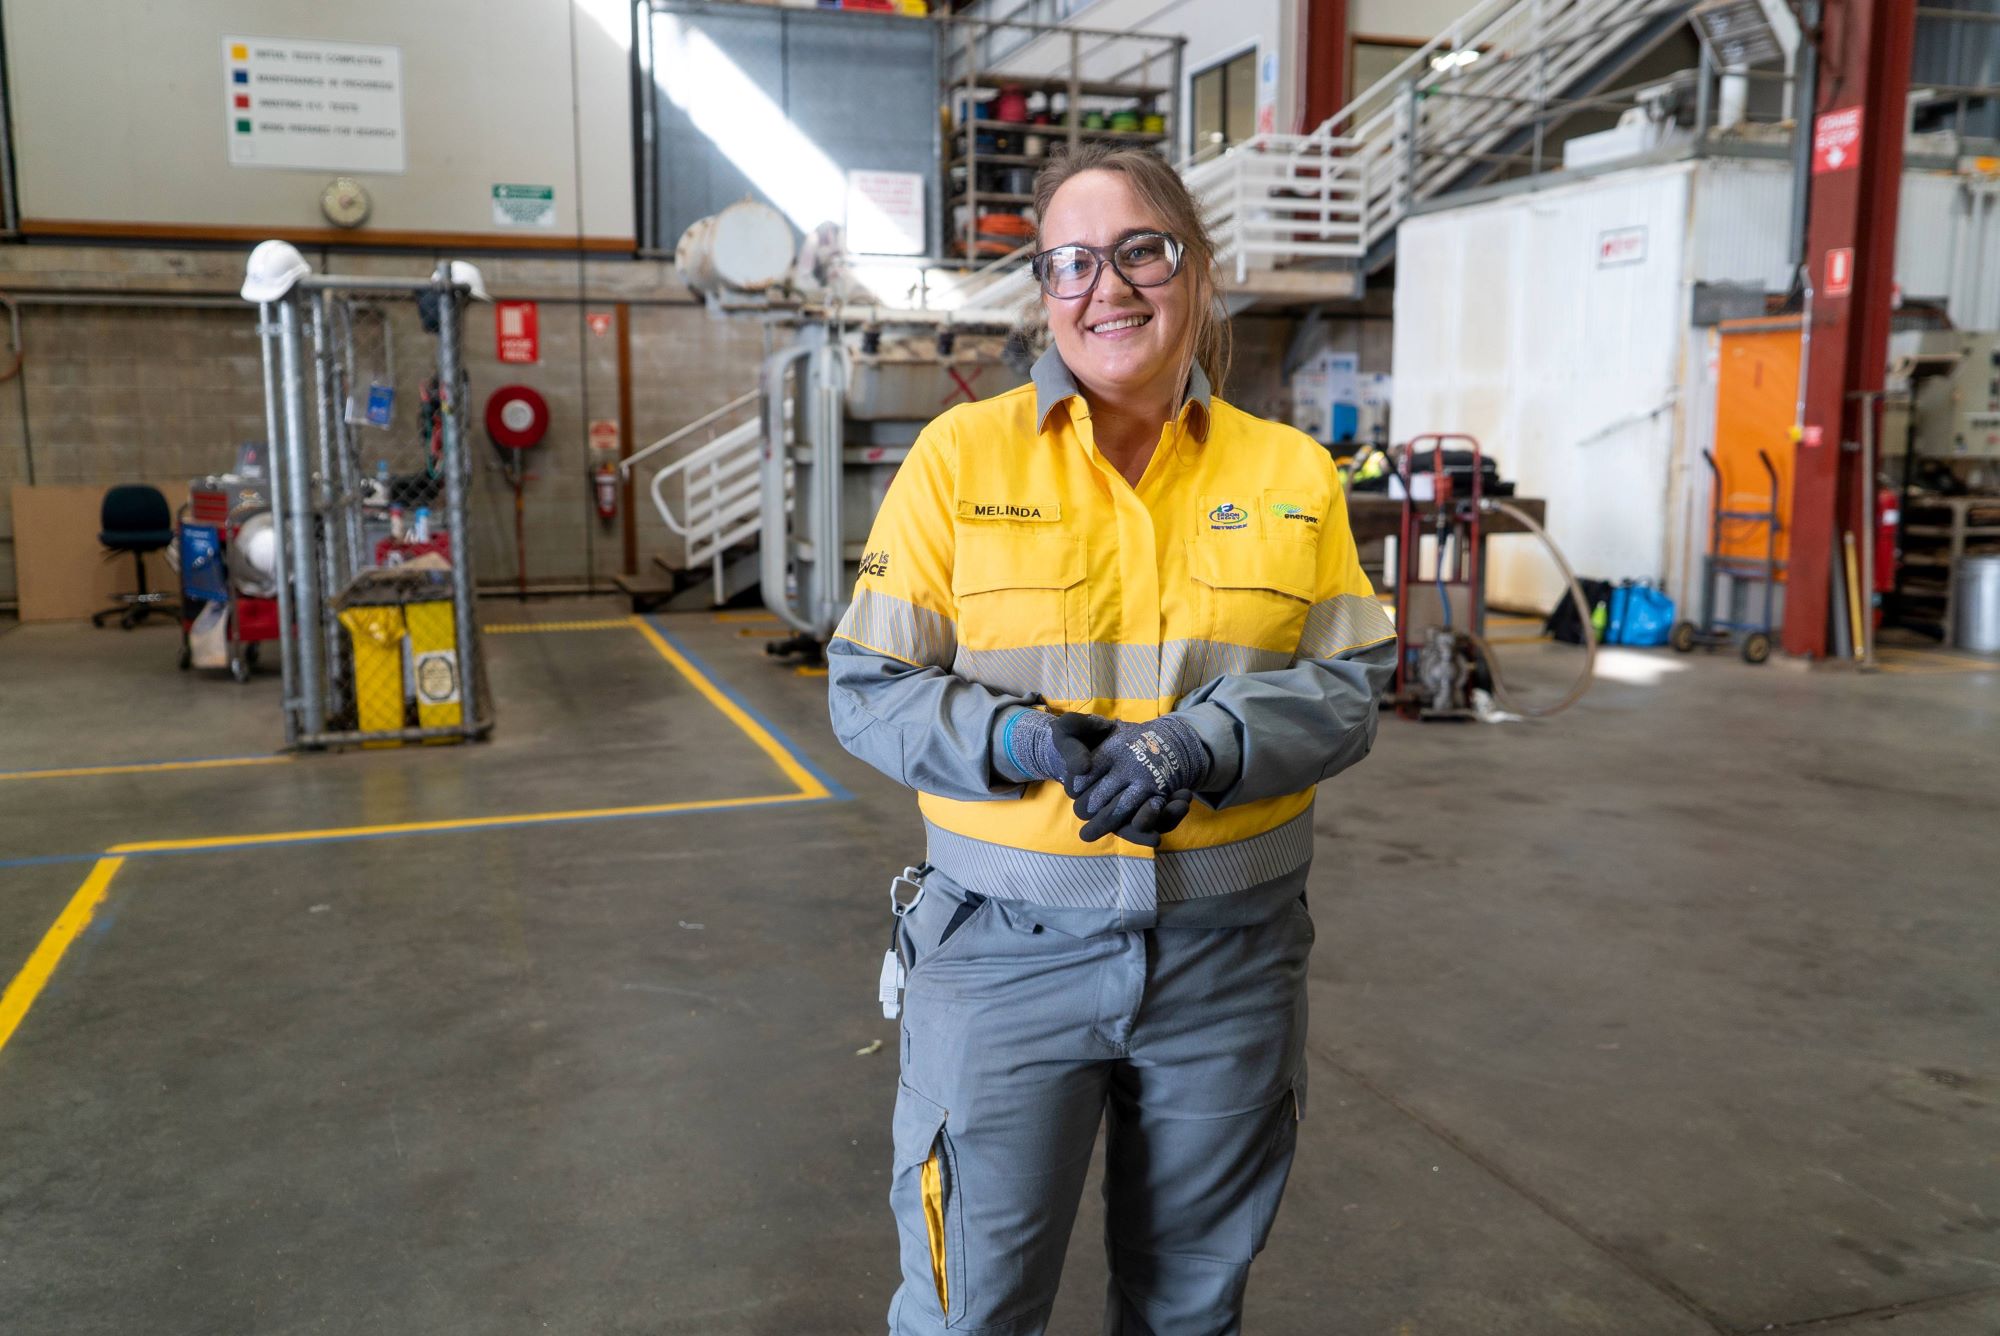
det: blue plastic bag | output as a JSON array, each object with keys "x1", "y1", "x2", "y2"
[{"x1": 1606, "y1": 581, "x2": 1674, "y2": 646}]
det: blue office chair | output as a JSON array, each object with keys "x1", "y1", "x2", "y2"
[{"x1": 92, "y1": 485, "x2": 181, "y2": 629}]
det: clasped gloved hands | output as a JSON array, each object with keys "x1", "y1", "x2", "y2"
[{"x1": 1002, "y1": 709, "x2": 1208, "y2": 847}]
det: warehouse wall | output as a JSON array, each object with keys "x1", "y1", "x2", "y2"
[
  {"x1": 1693, "y1": 156, "x2": 2000, "y2": 330},
  {"x1": 1392, "y1": 162, "x2": 1694, "y2": 612},
  {"x1": 1349, "y1": 0, "x2": 1482, "y2": 41},
  {"x1": 0, "y1": 246, "x2": 765, "y2": 606},
  {"x1": 1, "y1": 0, "x2": 634, "y2": 243}
]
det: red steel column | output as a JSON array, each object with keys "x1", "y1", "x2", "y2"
[
  {"x1": 1303, "y1": 0, "x2": 1348, "y2": 131},
  {"x1": 1786, "y1": 0, "x2": 1918, "y2": 657}
]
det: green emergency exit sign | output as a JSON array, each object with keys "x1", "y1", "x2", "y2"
[{"x1": 491, "y1": 184, "x2": 555, "y2": 229}]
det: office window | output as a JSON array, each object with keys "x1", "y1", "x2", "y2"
[{"x1": 1191, "y1": 49, "x2": 1257, "y2": 160}]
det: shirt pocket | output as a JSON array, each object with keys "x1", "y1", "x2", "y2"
[
  {"x1": 951, "y1": 528, "x2": 1090, "y2": 700},
  {"x1": 1189, "y1": 535, "x2": 1316, "y2": 662}
]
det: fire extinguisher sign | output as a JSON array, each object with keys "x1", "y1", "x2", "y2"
[{"x1": 496, "y1": 301, "x2": 538, "y2": 364}]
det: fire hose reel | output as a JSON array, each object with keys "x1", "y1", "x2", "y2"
[{"x1": 484, "y1": 385, "x2": 549, "y2": 450}]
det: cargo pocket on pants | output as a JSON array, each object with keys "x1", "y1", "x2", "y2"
[
  {"x1": 1248, "y1": 1074, "x2": 1307, "y2": 1258},
  {"x1": 892, "y1": 1081, "x2": 963, "y2": 1324}
]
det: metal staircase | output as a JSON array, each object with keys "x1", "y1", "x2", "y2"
[
  {"x1": 617, "y1": 391, "x2": 783, "y2": 612},
  {"x1": 1327, "y1": 0, "x2": 1701, "y2": 269}
]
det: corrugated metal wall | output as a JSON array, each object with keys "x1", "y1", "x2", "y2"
[
  {"x1": 1392, "y1": 163, "x2": 1695, "y2": 611},
  {"x1": 1688, "y1": 157, "x2": 2000, "y2": 326}
]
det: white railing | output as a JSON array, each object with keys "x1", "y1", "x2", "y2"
[
  {"x1": 1185, "y1": 134, "x2": 1367, "y2": 280},
  {"x1": 622, "y1": 390, "x2": 788, "y2": 605},
  {"x1": 1308, "y1": 0, "x2": 1689, "y2": 253}
]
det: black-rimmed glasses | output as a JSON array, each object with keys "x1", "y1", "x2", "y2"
[{"x1": 1030, "y1": 232, "x2": 1184, "y2": 300}]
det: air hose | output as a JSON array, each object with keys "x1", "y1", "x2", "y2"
[{"x1": 1457, "y1": 497, "x2": 1598, "y2": 718}]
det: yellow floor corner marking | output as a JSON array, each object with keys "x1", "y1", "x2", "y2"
[
  {"x1": 628, "y1": 616, "x2": 830, "y2": 799},
  {"x1": 107, "y1": 792, "x2": 810, "y2": 856},
  {"x1": 0, "y1": 756, "x2": 292, "y2": 784},
  {"x1": 0, "y1": 856, "x2": 125, "y2": 1059},
  {"x1": 1, "y1": 614, "x2": 838, "y2": 1060}
]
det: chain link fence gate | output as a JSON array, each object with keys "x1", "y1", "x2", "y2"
[{"x1": 255, "y1": 264, "x2": 493, "y2": 749}]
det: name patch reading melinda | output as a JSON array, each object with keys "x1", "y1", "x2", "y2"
[{"x1": 958, "y1": 501, "x2": 1061, "y2": 522}]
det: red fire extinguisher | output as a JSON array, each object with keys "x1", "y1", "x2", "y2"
[
  {"x1": 1873, "y1": 485, "x2": 1898, "y2": 624},
  {"x1": 595, "y1": 460, "x2": 619, "y2": 522}
]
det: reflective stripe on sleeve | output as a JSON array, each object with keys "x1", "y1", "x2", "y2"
[
  {"x1": 1298, "y1": 593, "x2": 1397, "y2": 661},
  {"x1": 834, "y1": 589, "x2": 958, "y2": 668}
]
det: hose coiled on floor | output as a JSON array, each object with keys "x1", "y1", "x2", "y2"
[{"x1": 1459, "y1": 498, "x2": 1597, "y2": 718}]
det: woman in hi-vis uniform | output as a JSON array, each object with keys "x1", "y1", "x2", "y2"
[{"x1": 828, "y1": 143, "x2": 1396, "y2": 1335}]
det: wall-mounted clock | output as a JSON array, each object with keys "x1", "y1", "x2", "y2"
[{"x1": 321, "y1": 178, "x2": 371, "y2": 229}]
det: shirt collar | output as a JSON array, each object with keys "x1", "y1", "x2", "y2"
[{"x1": 1031, "y1": 345, "x2": 1212, "y2": 443}]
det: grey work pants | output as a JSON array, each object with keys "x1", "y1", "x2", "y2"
[{"x1": 886, "y1": 873, "x2": 1314, "y2": 1336}]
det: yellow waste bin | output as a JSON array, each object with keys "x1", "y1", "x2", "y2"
[
  {"x1": 404, "y1": 598, "x2": 462, "y2": 735},
  {"x1": 336, "y1": 605, "x2": 408, "y2": 746}
]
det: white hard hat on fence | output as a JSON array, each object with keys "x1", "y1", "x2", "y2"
[
  {"x1": 448, "y1": 260, "x2": 491, "y2": 302},
  {"x1": 241, "y1": 240, "x2": 311, "y2": 303}
]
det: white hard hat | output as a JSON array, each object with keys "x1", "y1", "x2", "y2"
[
  {"x1": 448, "y1": 260, "x2": 491, "y2": 302},
  {"x1": 241, "y1": 240, "x2": 311, "y2": 302}
]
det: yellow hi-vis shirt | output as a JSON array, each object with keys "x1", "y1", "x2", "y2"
[{"x1": 827, "y1": 349, "x2": 1396, "y2": 928}]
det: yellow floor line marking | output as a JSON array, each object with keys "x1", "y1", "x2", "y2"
[
  {"x1": 0, "y1": 756, "x2": 292, "y2": 783},
  {"x1": 712, "y1": 611, "x2": 782, "y2": 624},
  {"x1": 629, "y1": 616, "x2": 831, "y2": 799},
  {"x1": 108, "y1": 792, "x2": 809, "y2": 855},
  {"x1": 482, "y1": 619, "x2": 633, "y2": 634},
  {"x1": 2, "y1": 615, "x2": 840, "y2": 1064},
  {"x1": 793, "y1": 665, "x2": 829, "y2": 678},
  {"x1": 0, "y1": 856, "x2": 124, "y2": 1059}
]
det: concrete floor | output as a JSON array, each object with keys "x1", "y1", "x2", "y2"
[{"x1": 0, "y1": 602, "x2": 1995, "y2": 1335}]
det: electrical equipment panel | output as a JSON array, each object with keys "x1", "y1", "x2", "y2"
[{"x1": 1889, "y1": 329, "x2": 2000, "y2": 458}]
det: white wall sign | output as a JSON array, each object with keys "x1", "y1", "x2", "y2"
[
  {"x1": 492, "y1": 183, "x2": 556, "y2": 228},
  {"x1": 223, "y1": 35, "x2": 404, "y2": 174},
  {"x1": 846, "y1": 170, "x2": 926, "y2": 256},
  {"x1": 1598, "y1": 225, "x2": 1649, "y2": 267}
]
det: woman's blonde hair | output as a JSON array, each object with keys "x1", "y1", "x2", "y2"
[{"x1": 1028, "y1": 143, "x2": 1232, "y2": 397}]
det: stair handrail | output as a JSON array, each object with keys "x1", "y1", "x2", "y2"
[
  {"x1": 620, "y1": 389, "x2": 760, "y2": 481},
  {"x1": 649, "y1": 414, "x2": 764, "y2": 543}
]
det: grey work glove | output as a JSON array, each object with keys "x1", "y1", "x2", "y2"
[
  {"x1": 1066, "y1": 716, "x2": 1211, "y2": 844},
  {"x1": 997, "y1": 708, "x2": 1116, "y2": 784}
]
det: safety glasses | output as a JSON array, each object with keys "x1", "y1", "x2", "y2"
[{"x1": 1030, "y1": 231, "x2": 1184, "y2": 300}]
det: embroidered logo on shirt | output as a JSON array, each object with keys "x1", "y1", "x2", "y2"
[
  {"x1": 1269, "y1": 503, "x2": 1320, "y2": 526},
  {"x1": 1208, "y1": 502, "x2": 1249, "y2": 531},
  {"x1": 958, "y1": 501, "x2": 1061, "y2": 522}
]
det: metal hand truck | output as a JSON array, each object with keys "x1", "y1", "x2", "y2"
[
  {"x1": 1393, "y1": 433, "x2": 1486, "y2": 718},
  {"x1": 1672, "y1": 448, "x2": 1781, "y2": 664}
]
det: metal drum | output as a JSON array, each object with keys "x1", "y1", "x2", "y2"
[
  {"x1": 675, "y1": 200, "x2": 795, "y2": 296},
  {"x1": 1955, "y1": 554, "x2": 2000, "y2": 652}
]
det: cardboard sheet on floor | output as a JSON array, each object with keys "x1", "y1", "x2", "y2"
[{"x1": 10, "y1": 482, "x2": 190, "y2": 623}]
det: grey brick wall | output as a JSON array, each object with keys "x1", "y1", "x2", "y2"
[{"x1": 0, "y1": 245, "x2": 765, "y2": 604}]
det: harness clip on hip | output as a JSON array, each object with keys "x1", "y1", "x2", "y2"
[{"x1": 880, "y1": 864, "x2": 930, "y2": 1019}]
